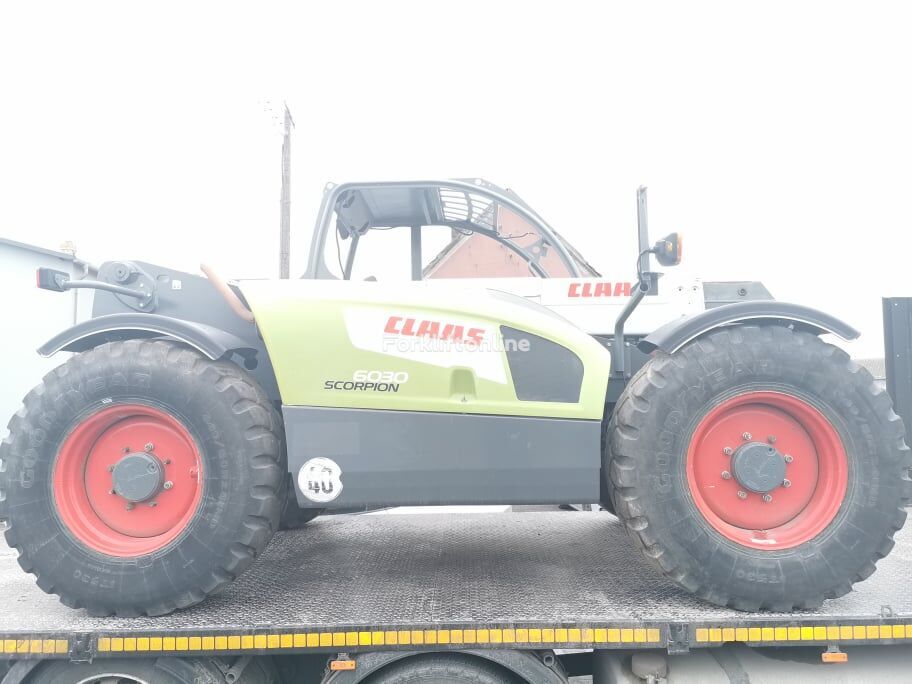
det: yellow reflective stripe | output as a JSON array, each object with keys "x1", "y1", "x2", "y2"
[{"x1": 28, "y1": 620, "x2": 912, "y2": 659}]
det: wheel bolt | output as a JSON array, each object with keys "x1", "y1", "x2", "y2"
[
  {"x1": 762, "y1": 494, "x2": 773, "y2": 503},
  {"x1": 742, "y1": 432, "x2": 752, "y2": 441},
  {"x1": 122, "y1": 447, "x2": 130, "y2": 454},
  {"x1": 767, "y1": 435, "x2": 776, "y2": 444},
  {"x1": 721, "y1": 471, "x2": 732, "y2": 480},
  {"x1": 107, "y1": 465, "x2": 115, "y2": 472},
  {"x1": 784, "y1": 454, "x2": 793, "y2": 463},
  {"x1": 144, "y1": 443, "x2": 154, "y2": 452},
  {"x1": 108, "y1": 489, "x2": 115, "y2": 495},
  {"x1": 164, "y1": 459, "x2": 171, "y2": 465},
  {"x1": 737, "y1": 490, "x2": 747, "y2": 499},
  {"x1": 148, "y1": 501, "x2": 158, "y2": 507},
  {"x1": 163, "y1": 481, "x2": 174, "y2": 490},
  {"x1": 783, "y1": 479, "x2": 791, "y2": 488},
  {"x1": 125, "y1": 502, "x2": 134, "y2": 511},
  {"x1": 723, "y1": 447, "x2": 733, "y2": 456}
]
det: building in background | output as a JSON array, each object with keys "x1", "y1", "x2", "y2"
[
  {"x1": 0, "y1": 239, "x2": 94, "y2": 433},
  {"x1": 423, "y1": 206, "x2": 598, "y2": 279}
]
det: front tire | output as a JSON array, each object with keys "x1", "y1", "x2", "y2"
[
  {"x1": 606, "y1": 325, "x2": 910, "y2": 610},
  {"x1": 0, "y1": 340, "x2": 284, "y2": 616}
]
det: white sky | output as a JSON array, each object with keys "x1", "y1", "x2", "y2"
[{"x1": 1, "y1": 1, "x2": 910, "y2": 358}]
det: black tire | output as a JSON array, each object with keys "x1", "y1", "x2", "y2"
[
  {"x1": 24, "y1": 656, "x2": 277, "y2": 683},
  {"x1": 278, "y1": 475, "x2": 323, "y2": 530},
  {"x1": 605, "y1": 325, "x2": 911, "y2": 611},
  {"x1": 366, "y1": 653, "x2": 518, "y2": 684},
  {"x1": 0, "y1": 340, "x2": 285, "y2": 616}
]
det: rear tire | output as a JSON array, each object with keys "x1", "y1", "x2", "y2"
[
  {"x1": 366, "y1": 653, "x2": 518, "y2": 684},
  {"x1": 606, "y1": 325, "x2": 911, "y2": 610},
  {"x1": 0, "y1": 340, "x2": 285, "y2": 616}
]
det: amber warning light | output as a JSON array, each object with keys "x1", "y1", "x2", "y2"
[
  {"x1": 330, "y1": 659, "x2": 357, "y2": 671},
  {"x1": 652, "y1": 232, "x2": 683, "y2": 267}
]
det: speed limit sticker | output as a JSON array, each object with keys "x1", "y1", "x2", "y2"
[{"x1": 298, "y1": 457, "x2": 343, "y2": 503}]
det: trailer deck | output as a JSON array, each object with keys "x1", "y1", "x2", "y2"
[{"x1": 1, "y1": 511, "x2": 911, "y2": 661}]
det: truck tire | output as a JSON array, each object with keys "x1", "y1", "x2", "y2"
[
  {"x1": 366, "y1": 653, "x2": 518, "y2": 684},
  {"x1": 23, "y1": 656, "x2": 277, "y2": 683},
  {"x1": 605, "y1": 325, "x2": 911, "y2": 610},
  {"x1": 0, "y1": 340, "x2": 284, "y2": 616}
]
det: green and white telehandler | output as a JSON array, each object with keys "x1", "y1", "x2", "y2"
[{"x1": 1, "y1": 180, "x2": 907, "y2": 617}]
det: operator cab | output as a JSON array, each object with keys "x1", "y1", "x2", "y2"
[{"x1": 305, "y1": 179, "x2": 599, "y2": 282}]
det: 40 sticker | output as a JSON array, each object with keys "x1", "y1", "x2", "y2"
[{"x1": 298, "y1": 457, "x2": 343, "y2": 503}]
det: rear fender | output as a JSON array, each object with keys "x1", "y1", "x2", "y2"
[
  {"x1": 639, "y1": 301, "x2": 860, "y2": 354},
  {"x1": 38, "y1": 313, "x2": 254, "y2": 359}
]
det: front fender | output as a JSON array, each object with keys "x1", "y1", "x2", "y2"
[
  {"x1": 38, "y1": 313, "x2": 255, "y2": 359},
  {"x1": 639, "y1": 301, "x2": 860, "y2": 354}
]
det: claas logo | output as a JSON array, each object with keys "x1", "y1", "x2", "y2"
[
  {"x1": 384, "y1": 316, "x2": 486, "y2": 345},
  {"x1": 568, "y1": 281, "x2": 633, "y2": 298}
]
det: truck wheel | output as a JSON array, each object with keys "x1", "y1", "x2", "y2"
[
  {"x1": 24, "y1": 656, "x2": 277, "y2": 683},
  {"x1": 366, "y1": 653, "x2": 518, "y2": 684},
  {"x1": 0, "y1": 340, "x2": 284, "y2": 616},
  {"x1": 605, "y1": 325, "x2": 911, "y2": 610}
]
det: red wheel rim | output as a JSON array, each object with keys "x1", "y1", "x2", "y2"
[
  {"x1": 53, "y1": 404, "x2": 203, "y2": 557},
  {"x1": 685, "y1": 391, "x2": 847, "y2": 550}
]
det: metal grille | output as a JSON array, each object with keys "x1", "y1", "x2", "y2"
[{"x1": 439, "y1": 188, "x2": 497, "y2": 232}]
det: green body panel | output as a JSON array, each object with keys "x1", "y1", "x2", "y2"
[{"x1": 239, "y1": 280, "x2": 612, "y2": 419}]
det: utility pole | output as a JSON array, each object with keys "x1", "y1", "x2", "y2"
[{"x1": 279, "y1": 104, "x2": 294, "y2": 278}]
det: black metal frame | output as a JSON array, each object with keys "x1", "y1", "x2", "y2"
[{"x1": 884, "y1": 298, "x2": 912, "y2": 439}]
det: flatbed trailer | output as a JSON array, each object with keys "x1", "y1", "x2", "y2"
[{"x1": 3, "y1": 511, "x2": 912, "y2": 682}]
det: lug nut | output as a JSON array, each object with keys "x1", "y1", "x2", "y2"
[
  {"x1": 762, "y1": 494, "x2": 773, "y2": 503},
  {"x1": 163, "y1": 481, "x2": 173, "y2": 490},
  {"x1": 148, "y1": 501, "x2": 158, "y2": 507},
  {"x1": 742, "y1": 432, "x2": 752, "y2": 441},
  {"x1": 122, "y1": 446, "x2": 130, "y2": 454},
  {"x1": 783, "y1": 479, "x2": 791, "y2": 488},
  {"x1": 108, "y1": 489, "x2": 116, "y2": 495},
  {"x1": 164, "y1": 459, "x2": 171, "y2": 465},
  {"x1": 723, "y1": 447, "x2": 733, "y2": 456},
  {"x1": 125, "y1": 502, "x2": 134, "y2": 511},
  {"x1": 784, "y1": 454, "x2": 793, "y2": 463},
  {"x1": 107, "y1": 465, "x2": 115, "y2": 472},
  {"x1": 737, "y1": 490, "x2": 747, "y2": 499},
  {"x1": 721, "y1": 471, "x2": 732, "y2": 480},
  {"x1": 144, "y1": 443, "x2": 154, "y2": 452},
  {"x1": 767, "y1": 435, "x2": 777, "y2": 444}
]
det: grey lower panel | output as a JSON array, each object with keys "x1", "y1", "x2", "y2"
[{"x1": 282, "y1": 406, "x2": 602, "y2": 508}]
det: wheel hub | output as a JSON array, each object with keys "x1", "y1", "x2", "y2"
[
  {"x1": 53, "y1": 404, "x2": 204, "y2": 556},
  {"x1": 111, "y1": 452, "x2": 164, "y2": 502},
  {"x1": 685, "y1": 391, "x2": 848, "y2": 550},
  {"x1": 730, "y1": 442, "x2": 786, "y2": 494}
]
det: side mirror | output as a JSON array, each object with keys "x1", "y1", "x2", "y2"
[
  {"x1": 652, "y1": 232, "x2": 683, "y2": 267},
  {"x1": 36, "y1": 267, "x2": 71, "y2": 292}
]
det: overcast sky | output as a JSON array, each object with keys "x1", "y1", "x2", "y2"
[{"x1": 1, "y1": 2, "x2": 910, "y2": 358}]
